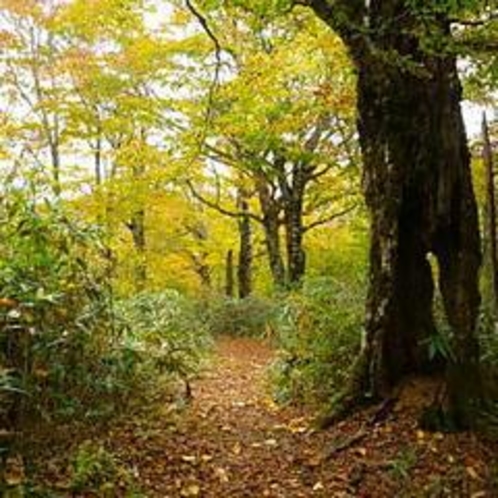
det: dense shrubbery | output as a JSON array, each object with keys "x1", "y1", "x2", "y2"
[
  {"x1": 271, "y1": 275, "x2": 365, "y2": 408},
  {"x1": 0, "y1": 192, "x2": 211, "y2": 445},
  {"x1": 477, "y1": 304, "x2": 498, "y2": 411},
  {"x1": 0, "y1": 191, "x2": 215, "y2": 495},
  {"x1": 115, "y1": 290, "x2": 212, "y2": 395},
  {"x1": 204, "y1": 296, "x2": 278, "y2": 338},
  {"x1": 0, "y1": 192, "x2": 119, "y2": 427}
]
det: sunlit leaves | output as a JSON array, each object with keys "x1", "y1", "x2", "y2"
[
  {"x1": 206, "y1": 7, "x2": 356, "y2": 157},
  {"x1": 55, "y1": 0, "x2": 145, "y2": 43}
]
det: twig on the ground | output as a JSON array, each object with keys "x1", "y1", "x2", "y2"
[{"x1": 324, "y1": 428, "x2": 368, "y2": 458}]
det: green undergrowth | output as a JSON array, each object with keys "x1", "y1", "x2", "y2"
[
  {"x1": 203, "y1": 295, "x2": 278, "y2": 338},
  {"x1": 269, "y1": 276, "x2": 365, "y2": 408},
  {"x1": 115, "y1": 290, "x2": 212, "y2": 396},
  {"x1": 0, "y1": 192, "x2": 212, "y2": 493}
]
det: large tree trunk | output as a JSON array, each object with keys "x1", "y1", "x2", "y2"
[
  {"x1": 311, "y1": 1, "x2": 482, "y2": 427},
  {"x1": 282, "y1": 165, "x2": 307, "y2": 286},
  {"x1": 255, "y1": 175, "x2": 287, "y2": 288}
]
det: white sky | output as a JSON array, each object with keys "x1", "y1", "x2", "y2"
[{"x1": 462, "y1": 101, "x2": 485, "y2": 137}]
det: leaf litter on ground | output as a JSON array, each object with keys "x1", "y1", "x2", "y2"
[{"x1": 27, "y1": 337, "x2": 497, "y2": 497}]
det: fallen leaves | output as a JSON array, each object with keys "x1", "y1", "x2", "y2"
[
  {"x1": 214, "y1": 466, "x2": 229, "y2": 483},
  {"x1": 3, "y1": 454, "x2": 25, "y2": 487},
  {"x1": 180, "y1": 483, "x2": 200, "y2": 496},
  {"x1": 466, "y1": 466, "x2": 480, "y2": 480},
  {"x1": 25, "y1": 337, "x2": 498, "y2": 498},
  {"x1": 264, "y1": 438, "x2": 278, "y2": 447}
]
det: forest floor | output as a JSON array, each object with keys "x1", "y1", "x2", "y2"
[{"x1": 29, "y1": 337, "x2": 497, "y2": 497}]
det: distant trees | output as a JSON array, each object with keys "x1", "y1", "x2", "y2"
[{"x1": 184, "y1": 8, "x2": 360, "y2": 289}]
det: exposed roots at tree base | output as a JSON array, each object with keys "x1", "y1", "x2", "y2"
[
  {"x1": 317, "y1": 368, "x2": 489, "y2": 434},
  {"x1": 316, "y1": 356, "x2": 379, "y2": 429}
]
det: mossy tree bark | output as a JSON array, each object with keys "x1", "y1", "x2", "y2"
[
  {"x1": 309, "y1": 0, "x2": 482, "y2": 427},
  {"x1": 277, "y1": 158, "x2": 308, "y2": 287},
  {"x1": 255, "y1": 173, "x2": 287, "y2": 289}
]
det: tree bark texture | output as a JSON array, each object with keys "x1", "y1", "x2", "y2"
[
  {"x1": 255, "y1": 174, "x2": 287, "y2": 289},
  {"x1": 237, "y1": 195, "x2": 253, "y2": 298},
  {"x1": 225, "y1": 249, "x2": 235, "y2": 298},
  {"x1": 128, "y1": 208, "x2": 147, "y2": 293},
  {"x1": 482, "y1": 114, "x2": 498, "y2": 311},
  {"x1": 311, "y1": 0, "x2": 482, "y2": 426},
  {"x1": 282, "y1": 165, "x2": 307, "y2": 286}
]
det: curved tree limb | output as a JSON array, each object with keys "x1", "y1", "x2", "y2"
[
  {"x1": 185, "y1": 0, "x2": 223, "y2": 145},
  {"x1": 303, "y1": 204, "x2": 358, "y2": 233},
  {"x1": 185, "y1": 179, "x2": 263, "y2": 224}
]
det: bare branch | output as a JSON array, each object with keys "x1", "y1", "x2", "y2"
[
  {"x1": 185, "y1": 0, "x2": 223, "y2": 146},
  {"x1": 450, "y1": 10, "x2": 498, "y2": 27},
  {"x1": 303, "y1": 188, "x2": 358, "y2": 215},
  {"x1": 186, "y1": 179, "x2": 263, "y2": 223},
  {"x1": 303, "y1": 204, "x2": 358, "y2": 233}
]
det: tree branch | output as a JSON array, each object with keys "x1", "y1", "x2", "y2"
[
  {"x1": 450, "y1": 10, "x2": 498, "y2": 27},
  {"x1": 185, "y1": 0, "x2": 223, "y2": 145},
  {"x1": 303, "y1": 204, "x2": 357, "y2": 233},
  {"x1": 186, "y1": 179, "x2": 263, "y2": 224}
]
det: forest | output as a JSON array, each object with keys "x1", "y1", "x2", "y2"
[{"x1": 0, "y1": 0, "x2": 497, "y2": 496}]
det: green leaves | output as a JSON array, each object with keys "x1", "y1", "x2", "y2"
[
  {"x1": 423, "y1": 333, "x2": 456, "y2": 362},
  {"x1": 197, "y1": 0, "x2": 293, "y2": 18},
  {"x1": 115, "y1": 290, "x2": 212, "y2": 382}
]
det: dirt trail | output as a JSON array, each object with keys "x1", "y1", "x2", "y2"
[
  {"x1": 112, "y1": 337, "x2": 495, "y2": 497},
  {"x1": 129, "y1": 337, "x2": 325, "y2": 497}
]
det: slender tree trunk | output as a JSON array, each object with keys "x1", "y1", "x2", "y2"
[
  {"x1": 128, "y1": 156, "x2": 147, "y2": 293},
  {"x1": 311, "y1": 1, "x2": 482, "y2": 427},
  {"x1": 128, "y1": 208, "x2": 147, "y2": 292},
  {"x1": 483, "y1": 114, "x2": 498, "y2": 311},
  {"x1": 94, "y1": 131, "x2": 103, "y2": 187},
  {"x1": 225, "y1": 249, "x2": 235, "y2": 298},
  {"x1": 50, "y1": 138, "x2": 61, "y2": 197},
  {"x1": 190, "y1": 252, "x2": 212, "y2": 289},
  {"x1": 186, "y1": 222, "x2": 212, "y2": 290},
  {"x1": 263, "y1": 216, "x2": 286, "y2": 289},
  {"x1": 237, "y1": 195, "x2": 253, "y2": 298}
]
